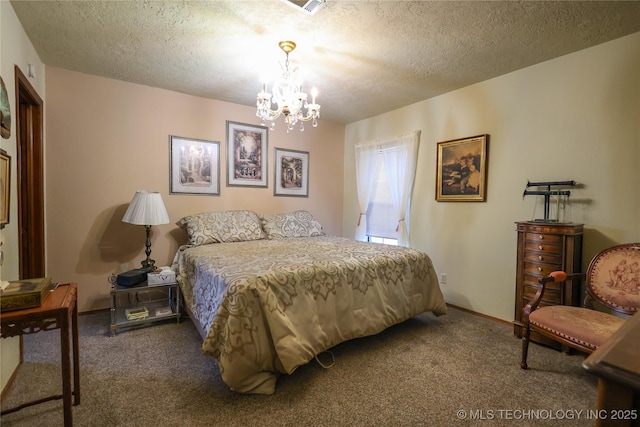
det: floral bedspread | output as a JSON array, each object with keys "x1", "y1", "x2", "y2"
[{"x1": 172, "y1": 236, "x2": 447, "y2": 394}]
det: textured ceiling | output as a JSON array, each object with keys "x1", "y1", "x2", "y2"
[{"x1": 10, "y1": 1, "x2": 640, "y2": 124}]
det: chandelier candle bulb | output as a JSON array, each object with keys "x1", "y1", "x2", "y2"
[{"x1": 311, "y1": 88, "x2": 317, "y2": 104}]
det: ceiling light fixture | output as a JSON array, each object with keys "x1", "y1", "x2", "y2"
[
  {"x1": 283, "y1": 0, "x2": 326, "y2": 15},
  {"x1": 256, "y1": 41, "x2": 320, "y2": 132}
]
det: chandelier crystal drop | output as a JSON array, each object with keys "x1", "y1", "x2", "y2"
[{"x1": 256, "y1": 41, "x2": 321, "y2": 132}]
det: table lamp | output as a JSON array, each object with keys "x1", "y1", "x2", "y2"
[{"x1": 122, "y1": 190, "x2": 170, "y2": 270}]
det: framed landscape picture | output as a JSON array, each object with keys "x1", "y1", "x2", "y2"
[
  {"x1": 436, "y1": 134, "x2": 489, "y2": 202},
  {"x1": 169, "y1": 135, "x2": 220, "y2": 195},
  {"x1": 226, "y1": 121, "x2": 268, "y2": 188},
  {"x1": 274, "y1": 148, "x2": 309, "y2": 197}
]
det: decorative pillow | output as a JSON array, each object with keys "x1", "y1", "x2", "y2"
[
  {"x1": 176, "y1": 210, "x2": 266, "y2": 246},
  {"x1": 260, "y1": 210, "x2": 325, "y2": 239}
]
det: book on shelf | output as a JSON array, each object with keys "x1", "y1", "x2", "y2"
[
  {"x1": 125, "y1": 306, "x2": 149, "y2": 320},
  {"x1": 0, "y1": 277, "x2": 56, "y2": 312}
]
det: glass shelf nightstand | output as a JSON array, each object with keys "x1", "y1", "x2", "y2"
[{"x1": 109, "y1": 275, "x2": 181, "y2": 336}]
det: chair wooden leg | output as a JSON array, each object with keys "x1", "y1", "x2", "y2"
[{"x1": 521, "y1": 323, "x2": 531, "y2": 370}]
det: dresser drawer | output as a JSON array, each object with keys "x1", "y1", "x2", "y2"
[
  {"x1": 524, "y1": 241, "x2": 562, "y2": 254},
  {"x1": 524, "y1": 232, "x2": 563, "y2": 244},
  {"x1": 523, "y1": 273, "x2": 563, "y2": 290},
  {"x1": 523, "y1": 283, "x2": 561, "y2": 305},
  {"x1": 524, "y1": 262, "x2": 562, "y2": 277},
  {"x1": 523, "y1": 251, "x2": 563, "y2": 264}
]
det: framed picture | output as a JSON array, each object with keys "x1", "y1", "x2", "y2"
[
  {"x1": 274, "y1": 148, "x2": 309, "y2": 197},
  {"x1": 169, "y1": 135, "x2": 220, "y2": 195},
  {"x1": 436, "y1": 134, "x2": 489, "y2": 202},
  {"x1": 0, "y1": 77, "x2": 10, "y2": 139},
  {"x1": 226, "y1": 121, "x2": 268, "y2": 188},
  {"x1": 1, "y1": 149, "x2": 10, "y2": 227}
]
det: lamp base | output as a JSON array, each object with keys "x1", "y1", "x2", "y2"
[
  {"x1": 141, "y1": 225, "x2": 156, "y2": 271},
  {"x1": 140, "y1": 258, "x2": 155, "y2": 270}
]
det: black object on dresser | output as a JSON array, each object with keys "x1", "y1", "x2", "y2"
[{"x1": 513, "y1": 221, "x2": 584, "y2": 348}]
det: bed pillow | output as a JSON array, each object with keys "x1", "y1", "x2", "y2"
[
  {"x1": 261, "y1": 210, "x2": 325, "y2": 239},
  {"x1": 176, "y1": 210, "x2": 266, "y2": 246}
]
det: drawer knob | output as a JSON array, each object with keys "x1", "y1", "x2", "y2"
[
  {"x1": 538, "y1": 267, "x2": 543, "y2": 272},
  {"x1": 538, "y1": 235, "x2": 544, "y2": 240},
  {"x1": 538, "y1": 256, "x2": 543, "y2": 261},
  {"x1": 538, "y1": 245, "x2": 543, "y2": 250}
]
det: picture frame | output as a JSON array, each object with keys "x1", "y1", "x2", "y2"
[
  {"x1": 0, "y1": 77, "x2": 10, "y2": 139},
  {"x1": 226, "y1": 121, "x2": 268, "y2": 188},
  {"x1": 169, "y1": 135, "x2": 220, "y2": 195},
  {"x1": 436, "y1": 134, "x2": 489, "y2": 202},
  {"x1": 274, "y1": 148, "x2": 309, "y2": 197},
  {"x1": 1, "y1": 149, "x2": 10, "y2": 227}
]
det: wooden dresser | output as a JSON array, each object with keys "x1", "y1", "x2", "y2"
[{"x1": 513, "y1": 221, "x2": 584, "y2": 347}]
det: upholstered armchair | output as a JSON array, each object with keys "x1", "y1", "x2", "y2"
[{"x1": 521, "y1": 243, "x2": 640, "y2": 369}]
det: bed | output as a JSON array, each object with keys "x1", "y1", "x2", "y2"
[{"x1": 172, "y1": 210, "x2": 447, "y2": 394}]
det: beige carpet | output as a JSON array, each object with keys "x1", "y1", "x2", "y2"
[{"x1": 1, "y1": 306, "x2": 597, "y2": 426}]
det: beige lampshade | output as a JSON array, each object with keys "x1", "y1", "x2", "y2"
[{"x1": 122, "y1": 190, "x2": 170, "y2": 225}]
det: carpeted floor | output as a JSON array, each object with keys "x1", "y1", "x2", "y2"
[{"x1": 1, "y1": 306, "x2": 597, "y2": 426}]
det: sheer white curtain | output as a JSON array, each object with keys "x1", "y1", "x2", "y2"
[
  {"x1": 354, "y1": 143, "x2": 379, "y2": 241},
  {"x1": 354, "y1": 130, "x2": 421, "y2": 246},
  {"x1": 381, "y1": 131, "x2": 420, "y2": 247}
]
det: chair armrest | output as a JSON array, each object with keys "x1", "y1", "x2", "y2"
[{"x1": 523, "y1": 271, "x2": 585, "y2": 319}]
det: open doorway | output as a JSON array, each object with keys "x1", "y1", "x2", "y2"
[{"x1": 15, "y1": 65, "x2": 45, "y2": 279}]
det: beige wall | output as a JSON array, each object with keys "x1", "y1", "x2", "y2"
[
  {"x1": 344, "y1": 31, "x2": 640, "y2": 322},
  {"x1": 0, "y1": 1, "x2": 47, "y2": 394},
  {"x1": 44, "y1": 67, "x2": 344, "y2": 313}
]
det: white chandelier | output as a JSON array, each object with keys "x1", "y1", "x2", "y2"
[{"x1": 256, "y1": 41, "x2": 321, "y2": 132}]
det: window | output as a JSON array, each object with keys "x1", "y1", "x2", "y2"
[
  {"x1": 366, "y1": 156, "x2": 398, "y2": 246},
  {"x1": 367, "y1": 236, "x2": 398, "y2": 245},
  {"x1": 354, "y1": 130, "x2": 420, "y2": 247}
]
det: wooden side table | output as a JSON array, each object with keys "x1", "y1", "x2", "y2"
[{"x1": 1, "y1": 282, "x2": 80, "y2": 427}]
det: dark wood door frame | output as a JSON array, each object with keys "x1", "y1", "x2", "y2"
[{"x1": 14, "y1": 65, "x2": 45, "y2": 279}]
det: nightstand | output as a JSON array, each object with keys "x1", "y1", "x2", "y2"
[{"x1": 109, "y1": 275, "x2": 181, "y2": 336}]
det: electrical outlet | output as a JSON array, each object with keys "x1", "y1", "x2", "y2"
[{"x1": 440, "y1": 273, "x2": 447, "y2": 285}]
